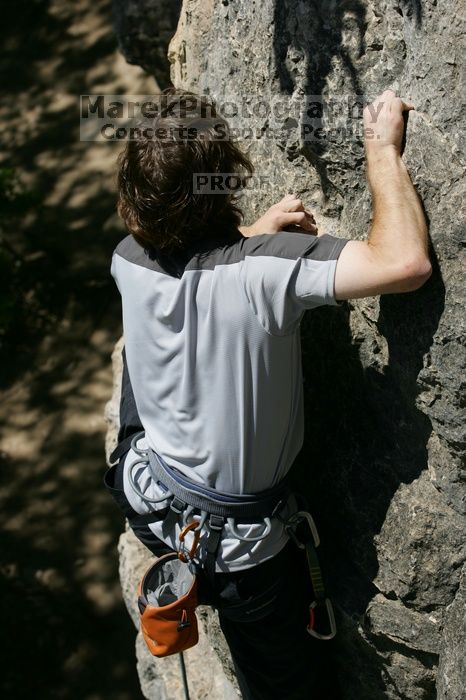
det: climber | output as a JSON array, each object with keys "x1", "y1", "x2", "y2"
[{"x1": 105, "y1": 88, "x2": 431, "y2": 699}]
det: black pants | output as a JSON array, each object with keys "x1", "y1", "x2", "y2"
[{"x1": 104, "y1": 461, "x2": 341, "y2": 699}]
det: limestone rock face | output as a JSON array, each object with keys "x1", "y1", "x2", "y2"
[
  {"x1": 437, "y1": 567, "x2": 466, "y2": 700},
  {"x1": 112, "y1": 1, "x2": 465, "y2": 698}
]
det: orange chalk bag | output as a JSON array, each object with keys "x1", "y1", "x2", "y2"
[{"x1": 137, "y1": 523, "x2": 201, "y2": 658}]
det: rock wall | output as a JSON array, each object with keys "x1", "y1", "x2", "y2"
[
  {"x1": 112, "y1": 0, "x2": 182, "y2": 87},
  {"x1": 112, "y1": 2, "x2": 465, "y2": 698}
]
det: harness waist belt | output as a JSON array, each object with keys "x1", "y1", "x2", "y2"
[{"x1": 147, "y1": 447, "x2": 290, "y2": 520}]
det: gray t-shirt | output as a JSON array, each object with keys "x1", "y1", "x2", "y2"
[{"x1": 111, "y1": 229, "x2": 349, "y2": 571}]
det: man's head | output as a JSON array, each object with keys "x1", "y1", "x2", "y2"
[{"x1": 117, "y1": 88, "x2": 253, "y2": 253}]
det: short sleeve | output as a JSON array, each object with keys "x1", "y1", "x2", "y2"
[{"x1": 238, "y1": 231, "x2": 350, "y2": 335}]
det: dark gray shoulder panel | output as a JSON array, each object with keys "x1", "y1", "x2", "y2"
[
  {"x1": 114, "y1": 231, "x2": 351, "y2": 274},
  {"x1": 184, "y1": 231, "x2": 351, "y2": 271},
  {"x1": 115, "y1": 235, "x2": 158, "y2": 269},
  {"x1": 114, "y1": 232, "x2": 243, "y2": 276},
  {"x1": 184, "y1": 233, "x2": 245, "y2": 271},
  {"x1": 239, "y1": 231, "x2": 350, "y2": 262},
  {"x1": 114, "y1": 235, "x2": 176, "y2": 276}
]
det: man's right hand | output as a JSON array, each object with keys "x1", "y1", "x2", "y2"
[{"x1": 363, "y1": 89, "x2": 414, "y2": 158}]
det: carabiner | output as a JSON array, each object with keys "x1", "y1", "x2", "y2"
[
  {"x1": 178, "y1": 521, "x2": 201, "y2": 562},
  {"x1": 307, "y1": 598, "x2": 337, "y2": 641},
  {"x1": 285, "y1": 511, "x2": 320, "y2": 549}
]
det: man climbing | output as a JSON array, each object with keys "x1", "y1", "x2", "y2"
[{"x1": 106, "y1": 89, "x2": 431, "y2": 699}]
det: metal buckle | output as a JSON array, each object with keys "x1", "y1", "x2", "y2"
[
  {"x1": 285, "y1": 511, "x2": 320, "y2": 549},
  {"x1": 208, "y1": 514, "x2": 225, "y2": 531},
  {"x1": 307, "y1": 598, "x2": 337, "y2": 641},
  {"x1": 170, "y1": 497, "x2": 186, "y2": 515}
]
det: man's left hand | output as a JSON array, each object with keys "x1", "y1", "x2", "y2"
[{"x1": 240, "y1": 194, "x2": 318, "y2": 237}]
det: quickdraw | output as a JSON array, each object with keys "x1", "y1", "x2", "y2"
[{"x1": 285, "y1": 511, "x2": 336, "y2": 640}]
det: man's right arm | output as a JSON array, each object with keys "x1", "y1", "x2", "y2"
[{"x1": 334, "y1": 90, "x2": 432, "y2": 300}]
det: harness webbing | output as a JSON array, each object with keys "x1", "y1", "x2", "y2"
[
  {"x1": 146, "y1": 443, "x2": 291, "y2": 581},
  {"x1": 148, "y1": 447, "x2": 290, "y2": 520}
]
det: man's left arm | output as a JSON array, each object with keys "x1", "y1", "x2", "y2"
[{"x1": 109, "y1": 347, "x2": 143, "y2": 464}]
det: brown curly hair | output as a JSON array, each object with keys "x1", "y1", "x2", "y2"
[{"x1": 117, "y1": 88, "x2": 253, "y2": 253}]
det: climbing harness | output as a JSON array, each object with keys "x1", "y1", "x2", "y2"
[
  {"x1": 129, "y1": 431, "x2": 288, "y2": 583},
  {"x1": 126, "y1": 430, "x2": 336, "y2": 659}
]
